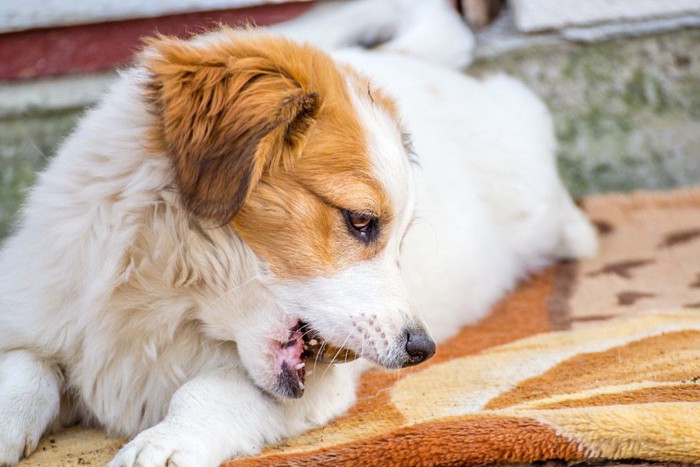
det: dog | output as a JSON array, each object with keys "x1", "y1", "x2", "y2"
[{"x1": 0, "y1": 1, "x2": 597, "y2": 465}]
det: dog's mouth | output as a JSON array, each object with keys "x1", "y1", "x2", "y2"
[{"x1": 274, "y1": 320, "x2": 358, "y2": 399}]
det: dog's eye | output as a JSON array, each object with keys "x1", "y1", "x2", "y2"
[
  {"x1": 348, "y1": 212, "x2": 371, "y2": 230},
  {"x1": 342, "y1": 210, "x2": 379, "y2": 243}
]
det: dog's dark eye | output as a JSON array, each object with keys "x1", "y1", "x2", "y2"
[
  {"x1": 348, "y1": 212, "x2": 371, "y2": 230},
  {"x1": 342, "y1": 210, "x2": 379, "y2": 243}
]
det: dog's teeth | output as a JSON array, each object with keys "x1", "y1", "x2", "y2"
[
  {"x1": 298, "y1": 380, "x2": 305, "y2": 390},
  {"x1": 303, "y1": 344, "x2": 309, "y2": 350},
  {"x1": 295, "y1": 362, "x2": 305, "y2": 370},
  {"x1": 308, "y1": 339, "x2": 318, "y2": 346}
]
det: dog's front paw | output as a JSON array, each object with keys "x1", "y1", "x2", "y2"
[
  {"x1": 0, "y1": 425, "x2": 42, "y2": 466},
  {"x1": 0, "y1": 407, "x2": 53, "y2": 466},
  {"x1": 109, "y1": 428, "x2": 209, "y2": 467},
  {"x1": 0, "y1": 435, "x2": 27, "y2": 467}
]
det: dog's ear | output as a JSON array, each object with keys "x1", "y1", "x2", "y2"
[{"x1": 142, "y1": 34, "x2": 320, "y2": 224}]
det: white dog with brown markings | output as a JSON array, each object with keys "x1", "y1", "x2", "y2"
[{"x1": 0, "y1": 1, "x2": 597, "y2": 466}]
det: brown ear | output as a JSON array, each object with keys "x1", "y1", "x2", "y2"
[{"x1": 143, "y1": 35, "x2": 320, "y2": 223}]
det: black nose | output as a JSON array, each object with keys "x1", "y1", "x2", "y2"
[{"x1": 403, "y1": 328, "x2": 436, "y2": 367}]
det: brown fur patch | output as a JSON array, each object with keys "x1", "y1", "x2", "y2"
[
  {"x1": 233, "y1": 87, "x2": 394, "y2": 277},
  {"x1": 143, "y1": 29, "x2": 401, "y2": 277},
  {"x1": 143, "y1": 32, "x2": 325, "y2": 223}
]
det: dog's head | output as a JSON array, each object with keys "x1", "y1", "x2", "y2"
[{"x1": 142, "y1": 30, "x2": 434, "y2": 399}]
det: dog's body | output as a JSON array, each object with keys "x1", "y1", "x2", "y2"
[{"x1": 0, "y1": 1, "x2": 596, "y2": 466}]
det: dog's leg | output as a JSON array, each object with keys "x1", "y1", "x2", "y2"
[
  {"x1": 110, "y1": 368, "x2": 290, "y2": 467},
  {"x1": 0, "y1": 350, "x2": 61, "y2": 465}
]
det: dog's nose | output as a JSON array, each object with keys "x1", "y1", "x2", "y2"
[{"x1": 402, "y1": 328, "x2": 436, "y2": 367}]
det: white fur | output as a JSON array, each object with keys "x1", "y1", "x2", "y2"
[{"x1": 0, "y1": 1, "x2": 597, "y2": 466}]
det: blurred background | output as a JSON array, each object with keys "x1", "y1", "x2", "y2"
[{"x1": 1, "y1": 0, "x2": 699, "y2": 239}]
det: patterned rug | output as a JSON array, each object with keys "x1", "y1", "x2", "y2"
[{"x1": 21, "y1": 187, "x2": 700, "y2": 466}]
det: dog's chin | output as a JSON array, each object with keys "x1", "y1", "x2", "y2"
[{"x1": 262, "y1": 320, "x2": 359, "y2": 400}]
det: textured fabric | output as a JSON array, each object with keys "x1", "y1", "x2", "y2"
[{"x1": 20, "y1": 187, "x2": 700, "y2": 466}]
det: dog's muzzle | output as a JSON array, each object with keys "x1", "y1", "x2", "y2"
[{"x1": 274, "y1": 322, "x2": 436, "y2": 399}]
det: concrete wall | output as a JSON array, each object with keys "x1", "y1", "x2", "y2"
[
  {"x1": 471, "y1": 28, "x2": 700, "y2": 198},
  {"x1": 0, "y1": 110, "x2": 81, "y2": 238}
]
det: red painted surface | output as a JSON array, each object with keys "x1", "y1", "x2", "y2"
[{"x1": 0, "y1": 2, "x2": 313, "y2": 80}]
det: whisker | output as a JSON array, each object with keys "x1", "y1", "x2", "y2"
[
  {"x1": 359, "y1": 331, "x2": 366, "y2": 360},
  {"x1": 299, "y1": 327, "x2": 317, "y2": 340},
  {"x1": 343, "y1": 327, "x2": 361, "y2": 365},
  {"x1": 195, "y1": 274, "x2": 262, "y2": 318},
  {"x1": 313, "y1": 339, "x2": 328, "y2": 372},
  {"x1": 321, "y1": 329, "x2": 354, "y2": 379},
  {"x1": 210, "y1": 275, "x2": 261, "y2": 307},
  {"x1": 353, "y1": 335, "x2": 369, "y2": 378}
]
